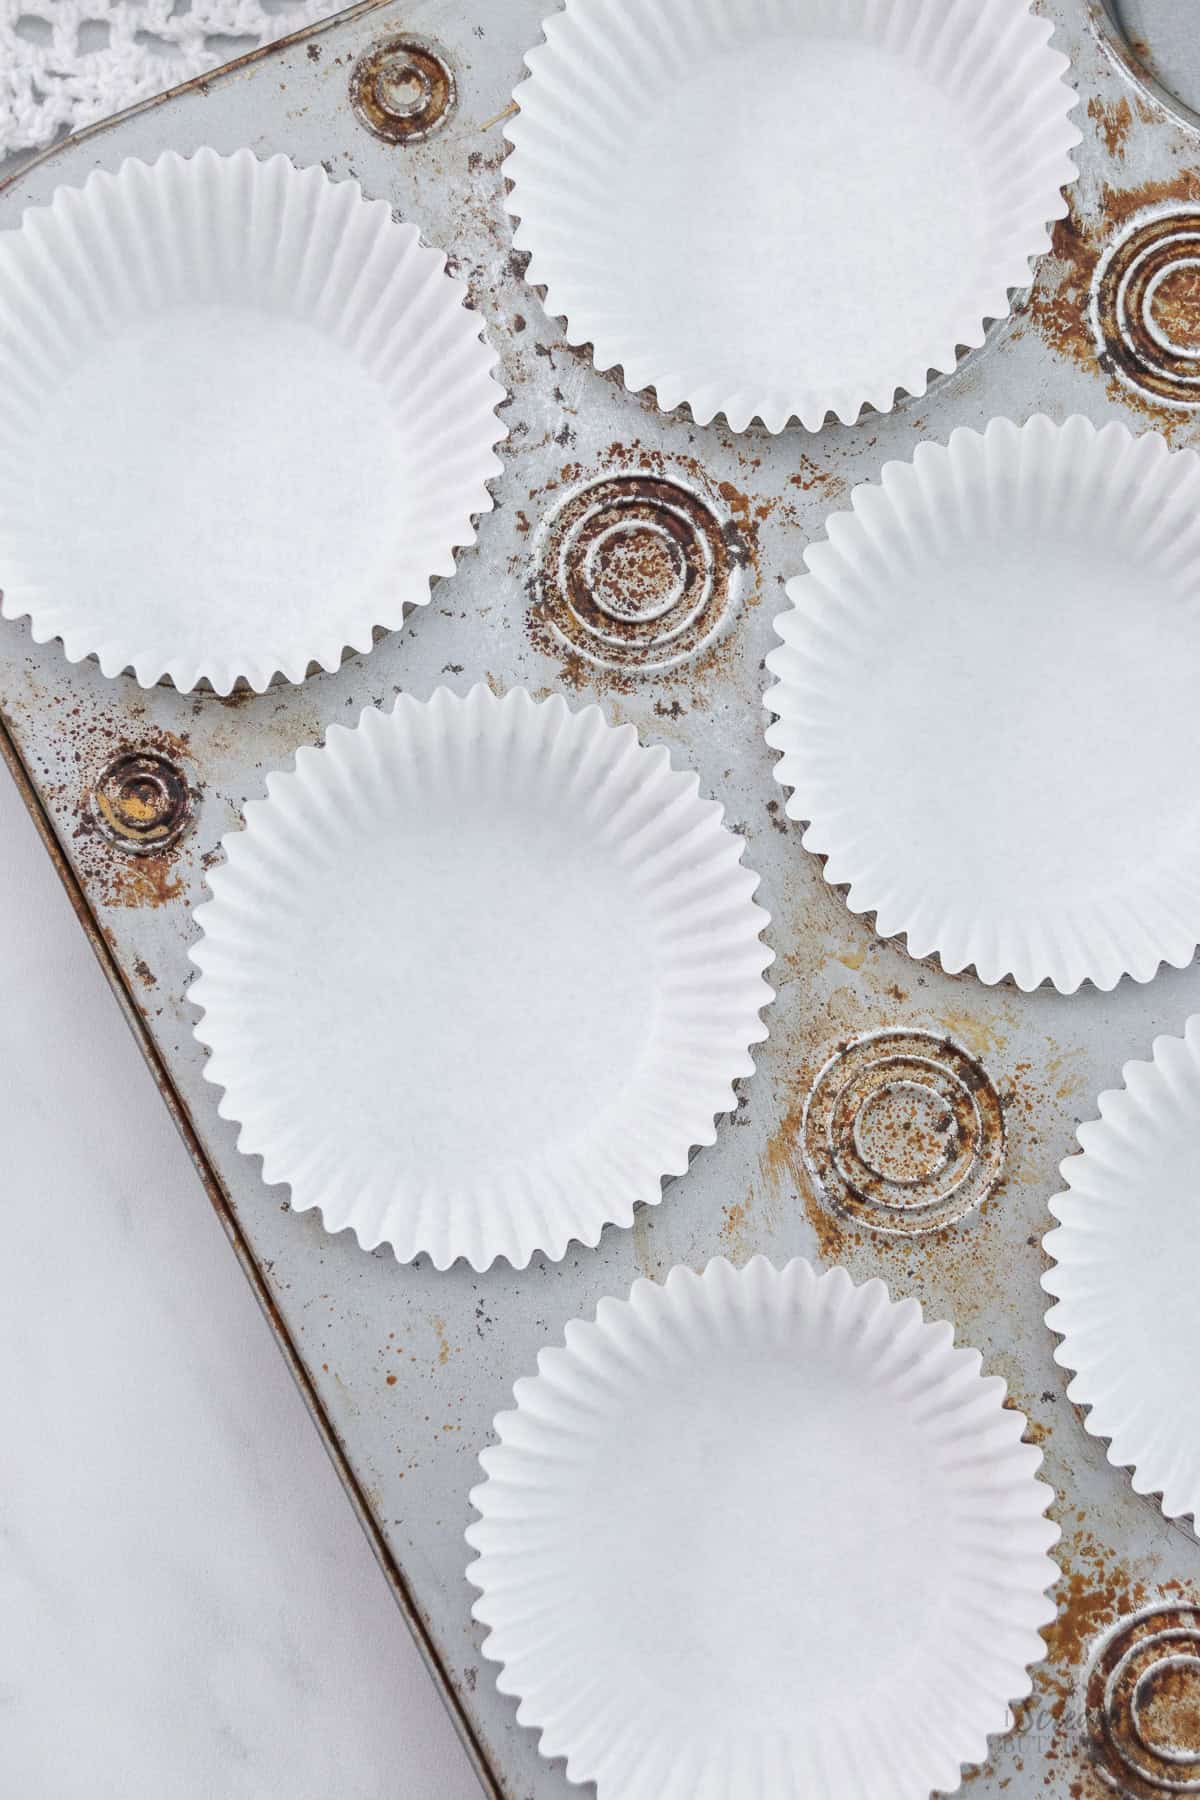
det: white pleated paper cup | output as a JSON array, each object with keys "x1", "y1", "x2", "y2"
[
  {"x1": 505, "y1": 0, "x2": 1079, "y2": 433},
  {"x1": 766, "y1": 414, "x2": 1200, "y2": 994},
  {"x1": 189, "y1": 686, "x2": 774, "y2": 1270},
  {"x1": 467, "y1": 1257, "x2": 1059, "y2": 1800},
  {"x1": 1044, "y1": 1018, "x2": 1200, "y2": 1527},
  {"x1": 0, "y1": 148, "x2": 506, "y2": 695}
]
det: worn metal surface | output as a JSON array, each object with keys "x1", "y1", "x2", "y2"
[{"x1": 2, "y1": 1, "x2": 1200, "y2": 1793}]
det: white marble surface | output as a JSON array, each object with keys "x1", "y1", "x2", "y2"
[{"x1": 0, "y1": 761, "x2": 480, "y2": 1799}]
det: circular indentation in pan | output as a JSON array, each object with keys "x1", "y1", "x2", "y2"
[
  {"x1": 531, "y1": 471, "x2": 747, "y2": 672},
  {"x1": 802, "y1": 1030, "x2": 1004, "y2": 1236},
  {"x1": 1087, "y1": 1605, "x2": 1200, "y2": 1794},
  {"x1": 1093, "y1": 209, "x2": 1200, "y2": 408},
  {"x1": 349, "y1": 37, "x2": 456, "y2": 143},
  {"x1": 91, "y1": 750, "x2": 192, "y2": 855},
  {"x1": 1094, "y1": 2, "x2": 1200, "y2": 126}
]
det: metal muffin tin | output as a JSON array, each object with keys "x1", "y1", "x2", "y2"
[{"x1": 2, "y1": 2, "x2": 1199, "y2": 1793}]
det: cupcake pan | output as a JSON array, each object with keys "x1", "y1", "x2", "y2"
[{"x1": 4, "y1": 6, "x2": 1200, "y2": 1799}]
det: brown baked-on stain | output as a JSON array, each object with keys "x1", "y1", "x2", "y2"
[
  {"x1": 524, "y1": 443, "x2": 761, "y2": 699},
  {"x1": 45, "y1": 714, "x2": 196, "y2": 911},
  {"x1": 1104, "y1": 171, "x2": 1200, "y2": 232},
  {"x1": 759, "y1": 1092, "x2": 850, "y2": 1264},
  {"x1": 1127, "y1": 1657, "x2": 1200, "y2": 1755},
  {"x1": 1028, "y1": 206, "x2": 1099, "y2": 372},
  {"x1": 1041, "y1": 1534, "x2": 1149, "y2": 1722},
  {"x1": 1087, "y1": 94, "x2": 1134, "y2": 161},
  {"x1": 1029, "y1": 172, "x2": 1200, "y2": 426},
  {"x1": 1150, "y1": 261, "x2": 1200, "y2": 350}
]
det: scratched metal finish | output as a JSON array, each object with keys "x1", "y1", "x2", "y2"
[{"x1": 2, "y1": 2, "x2": 1200, "y2": 1793}]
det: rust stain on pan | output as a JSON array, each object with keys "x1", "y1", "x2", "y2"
[
  {"x1": 525, "y1": 445, "x2": 760, "y2": 694},
  {"x1": 760, "y1": 1091, "x2": 853, "y2": 1265},
  {"x1": 529, "y1": 469, "x2": 746, "y2": 675},
  {"x1": 1094, "y1": 207, "x2": 1200, "y2": 407},
  {"x1": 10, "y1": 684, "x2": 198, "y2": 912},
  {"x1": 1086, "y1": 1603, "x2": 1200, "y2": 1794},
  {"x1": 1028, "y1": 175, "x2": 1200, "y2": 426},
  {"x1": 799, "y1": 1029, "x2": 1006, "y2": 1239},
  {"x1": 90, "y1": 749, "x2": 192, "y2": 856},
  {"x1": 348, "y1": 35, "x2": 455, "y2": 144},
  {"x1": 1088, "y1": 94, "x2": 1136, "y2": 161},
  {"x1": 74, "y1": 730, "x2": 195, "y2": 909}
]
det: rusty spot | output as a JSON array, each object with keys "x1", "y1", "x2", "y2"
[
  {"x1": 801, "y1": 1030, "x2": 1005, "y2": 1237},
  {"x1": 90, "y1": 750, "x2": 191, "y2": 856},
  {"x1": 349, "y1": 36, "x2": 455, "y2": 144},
  {"x1": 1029, "y1": 207, "x2": 1100, "y2": 372},
  {"x1": 1086, "y1": 1603, "x2": 1200, "y2": 1794},
  {"x1": 1088, "y1": 94, "x2": 1135, "y2": 161},
  {"x1": 1021, "y1": 173, "x2": 1200, "y2": 433},
  {"x1": 1094, "y1": 208, "x2": 1200, "y2": 407},
  {"x1": 528, "y1": 467, "x2": 748, "y2": 676}
]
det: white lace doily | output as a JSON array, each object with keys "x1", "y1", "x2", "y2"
[{"x1": 0, "y1": 1, "x2": 331, "y2": 158}]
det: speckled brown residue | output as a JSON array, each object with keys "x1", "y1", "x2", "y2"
[
  {"x1": 1027, "y1": 172, "x2": 1200, "y2": 430},
  {"x1": 1028, "y1": 207, "x2": 1097, "y2": 372},
  {"x1": 101, "y1": 857, "x2": 185, "y2": 910},
  {"x1": 787, "y1": 458, "x2": 848, "y2": 498},
  {"x1": 524, "y1": 444, "x2": 759, "y2": 699},
  {"x1": 1042, "y1": 1534, "x2": 1148, "y2": 1721},
  {"x1": 132, "y1": 956, "x2": 157, "y2": 989},
  {"x1": 939, "y1": 1005, "x2": 1012, "y2": 1063},
  {"x1": 1088, "y1": 93, "x2": 1134, "y2": 160},
  {"x1": 1134, "y1": 1658, "x2": 1200, "y2": 1753},
  {"x1": 23, "y1": 691, "x2": 198, "y2": 913},
  {"x1": 1150, "y1": 261, "x2": 1200, "y2": 350},
  {"x1": 430, "y1": 1315, "x2": 451, "y2": 1367},
  {"x1": 1105, "y1": 171, "x2": 1200, "y2": 232},
  {"x1": 719, "y1": 1196, "x2": 768, "y2": 1264},
  {"x1": 760, "y1": 1094, "x2": 848, "y2": 1263}
]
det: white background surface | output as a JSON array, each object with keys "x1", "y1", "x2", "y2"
[{"x1": 0, "y1": 759, "x2": 479, "y2": 1799}]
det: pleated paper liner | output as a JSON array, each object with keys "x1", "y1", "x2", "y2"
[
  {"x1": 766, "y1": 415, "x2": 1200, "y2": 993},
  {"x1": 1044, "y1": 1017, "x2": 1200, "y2": 1528},
  {"x1": 189, "y1": 686, "x2": 774, "y2": 1271},
  {"x1": 468, "y1": 1257, "x2": 1059, "y2": 1800},
  {"x1": 505, "y1": 0, "x2": 1079, "y2": 432},
  {"x1": 0, "y1": 148, "x2": 506, "y2": 695}
]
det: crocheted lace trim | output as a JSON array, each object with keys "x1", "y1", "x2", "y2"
[{"x1": 1, "y1": 1, "x2": 330, "y2": 157}]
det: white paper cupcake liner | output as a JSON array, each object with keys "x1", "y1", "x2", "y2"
[
  {"x1": 189, "y1": 686, "x2": 773, "y2": 1270},
  {"x1": 505, "y1": 0, "x2": 1079, "y2": 432},
  {"x1": 1043, "y1": 1018, "x2": 1200, "y2": 1527},
  {"x1": 765, "y1": 414, "x2": 1200, "y2": 994},
  {"x1": 467, "y1": 1257, "x2": 1059, "y2": 1800},
  {"x1": 0, "y1": 147, "x2": 506, "y2": 694}
]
